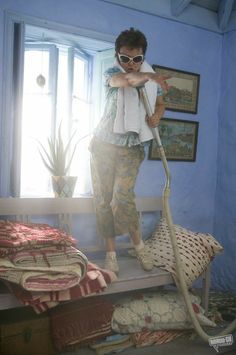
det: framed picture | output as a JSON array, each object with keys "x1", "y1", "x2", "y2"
[
  {"x1": 152, "y1": 65, "x2": 200, "y2": 114},
  {"x1": 148, "y1": 118, "x2": 199, "y2": 162}
]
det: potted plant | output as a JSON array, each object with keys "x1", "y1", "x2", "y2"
[{"x1": 38, "y1": 123, "x2": 79, "y2": 197}]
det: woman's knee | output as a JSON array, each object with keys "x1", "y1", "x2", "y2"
[{"x1": 111, "y1": 193, "x2": 135, "y2": 215}]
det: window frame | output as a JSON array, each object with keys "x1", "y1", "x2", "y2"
[
  {"x1": 24, "y1": 42, "x2": 59, "y2": 133},
  {"x1": 0, "y1": 10, "x2": 115, "y2": 197},
  {"x1": 68, "y1": 47, "x2": 92, "y2": 137}
]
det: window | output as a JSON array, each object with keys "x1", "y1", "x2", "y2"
[
  {"x1": 21, "y1": 42, "x2": 92, "y2": 197},
  {"x1": 16, "y1": 24, "x2": 114, "y2": 197},
  {"x1": 21, "y1": 44, "x2": 57, "y2": 197}
]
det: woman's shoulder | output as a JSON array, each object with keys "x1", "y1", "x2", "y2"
[
  {"x1": 104, "y1": 66, "x2": 121, "y2": 90},
  {"x1": 104, "y1": 66, "x2": 121, "y2": 77}
]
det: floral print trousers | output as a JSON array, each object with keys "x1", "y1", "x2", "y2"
[{"x1": 89, "y1": 138, "x2": 145, "y2": 240}]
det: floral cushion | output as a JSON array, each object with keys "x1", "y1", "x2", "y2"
[
  {"x1": 144, "y1": 218, "x2": 223, "y2": 287},
  {"x1": 111, "y1": 290, "x2": 216, "y2": 333}
]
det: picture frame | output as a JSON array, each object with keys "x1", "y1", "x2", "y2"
[
  {"x1": 148, "y1": 118, "x2": 199, "y2": 162},
  {"x1": 152, "y1": 65, "x2": 200, "y2": 114}
]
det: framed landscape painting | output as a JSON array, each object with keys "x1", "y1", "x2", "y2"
[
  {"x1": 148, "y1": 118, "x2": 199, "y2": 162},
  {"x1": 153, "y1": 65, "x2": 200, "y2": 114}
]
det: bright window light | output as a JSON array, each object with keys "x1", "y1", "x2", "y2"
[
  {"x1": 20, "y1": 45, "x2": 91, "y2": 197},
  {"x1": 19, "y1": 29, "x2": 114, "y2": 198},
  {"x1": 21, "y1": 48, "x2": 53, "y2": 197}
]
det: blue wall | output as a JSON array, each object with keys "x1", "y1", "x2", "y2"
[
  {"x1": 213, "y1": 31, "x2": 236, "y2": 291},
  {"x1": 0, "y1": 0, "x2": 234, "y2": 290}
]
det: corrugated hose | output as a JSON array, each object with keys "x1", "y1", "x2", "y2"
[{"x1": 138, "y1": 86, "x2": 236, "y2": 343}]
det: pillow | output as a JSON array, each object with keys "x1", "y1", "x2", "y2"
[
  {"x1": 111, "y1": 290, "x2": 216, "y2": 334},
  {"x1": 144, "y1": 218, "x2": 223, "y2": 287}
]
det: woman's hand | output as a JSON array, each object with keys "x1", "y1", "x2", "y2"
[
  {"x1": 110, "y1": 72, "x2": 171, "y2": 93},
  {"x1": 146, "y1": 112, "x2": 161, "y2": 128},
  {"x1": 126, "y1": 72, "x2": 149, "y2": 87},
  {"x1": 146, "y1": 95, "x2": 165, "y2": 128},
  {"x1": 147, "y1": 73, "x2": 171, "y2": 95}
]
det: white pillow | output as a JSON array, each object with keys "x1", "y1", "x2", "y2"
[
  {"x1": 144, "y1": 218, "x2": 223, "y2": 287},
  {"x1": 111, "y1": 290, "x2": 216, "y2": 333}
]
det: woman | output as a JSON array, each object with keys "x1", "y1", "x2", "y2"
[{"x1": 89, "y1": 28, "x2": 165, "y2": 274}]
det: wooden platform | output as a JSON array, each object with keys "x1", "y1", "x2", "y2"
[
  {"x1": 95, "y1": 256, "x2": 173, "y2": 295},
  {"x1": 0, "y1": 197, "x2": 210, "y2": 312},
  {"x1": 0, "y1": 256, "x2": 173, "y2": 310}
]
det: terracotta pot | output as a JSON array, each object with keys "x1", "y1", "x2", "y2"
[{"x1": 51, "y1": 176, "x2": 77, "y2": 197}]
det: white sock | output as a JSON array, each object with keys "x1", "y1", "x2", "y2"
[
  {"x1": 134, "y1": 240, "x2": 144, "y2": 252},
  {"x1": 106, "y1": 251, "x2": 117, "y2": 259}
]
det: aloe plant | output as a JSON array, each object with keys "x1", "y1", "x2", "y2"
[{"x1": 38, "y1": 123, "x2": 79, "y2": 176}]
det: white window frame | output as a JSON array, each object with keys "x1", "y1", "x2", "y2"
[
  {"x1": 0, "y1": 10, "x2": 115, "y2": 197},
  {"x1": 24, "y1": 42, "x2": 58, "y2": 131}
]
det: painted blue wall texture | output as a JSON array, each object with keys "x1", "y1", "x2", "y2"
[
  {"x1": 212, "y1": 31, "x2": 236, "y2": 291},
  {"x1": 0, "y1": 0, "x2": 235, "y2": 291}
]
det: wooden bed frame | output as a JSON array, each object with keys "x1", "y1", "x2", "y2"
[{"x1": 0, "y1": 197, "x2": 211, "y2": 312}]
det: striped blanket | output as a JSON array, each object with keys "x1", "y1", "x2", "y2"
[
  {"x1": 0, "y1": 245, "x2": 88, "y2": 291},
  {"x1": 0, "y1": 221, "x2": 88, "y2": 291},
  {"x1": 5, "y1": 262, "x2": 117, "y2": 313},
  {"x1": 0, "y1": 220, "x2": 117, "y2": 314},
  {"x1": 5, "y1": 245, "x2": 86, "y2": 268}
]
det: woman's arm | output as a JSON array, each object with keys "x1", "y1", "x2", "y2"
[
  {"x1": 109, "y1": 72, "x2": 169, "y2": 89},
  {"x1": 146, "y1": 95, "x2": 165, "y2": 128}
]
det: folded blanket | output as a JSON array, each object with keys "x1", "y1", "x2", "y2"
[
  {"x1": 50, "y1": 296, "x2": 114, "y2": 351},
  {"x1": 0, "y1": 262, "x2": 86, "y2": 291},
  {"x1": 90, "y1": 334, "x2": 133, "y2": 354},
  {"x1": 4, "y1": 262, "x2": 117, "y2": 313},
  {"x1": 113, "y1": 60, "x2": 157, "y2": 142},
  {"x1": 39, "y1": 262, "x2": 117, "y2": 301},
  {"x1": 0, "y1": 220, "x2": 76, "y2": 256},
  {"x1": 6, "y1": 245, "x2": 86, "y2": 268},
  {"x1": 130, "y1": 329, "x2": 188, "y2": 347}
]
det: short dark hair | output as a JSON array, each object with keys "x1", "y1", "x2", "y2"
[{"x1": 115, "y1": 27, "x2": 148, "y2": 55}]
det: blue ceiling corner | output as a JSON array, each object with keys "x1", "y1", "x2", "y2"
[
  {"x1": 218, "y1": 0, "x2": 234, "y2": 31},
  {"x1": 171, "y1": 0, "x2": 192, "y2": 17},
  {"x1": 100, "y1": 0, "x2": 236, "y2": 33}
]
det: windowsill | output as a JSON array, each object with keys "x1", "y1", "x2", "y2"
[{"x1": 19, "y1": 193, "x2": 93, "y2": 199}]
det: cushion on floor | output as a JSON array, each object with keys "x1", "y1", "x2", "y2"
[{"x1": 111, "y1": 290, "x2": 216, "y2": 334}]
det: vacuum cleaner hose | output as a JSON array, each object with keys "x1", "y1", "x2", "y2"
[{"x1": 138, "y1": 86, "x2": 236, "y2": 342}]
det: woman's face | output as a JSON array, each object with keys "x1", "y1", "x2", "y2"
[{"x1": 117, "y1": 46, "x2": 144, "y2": 73}]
